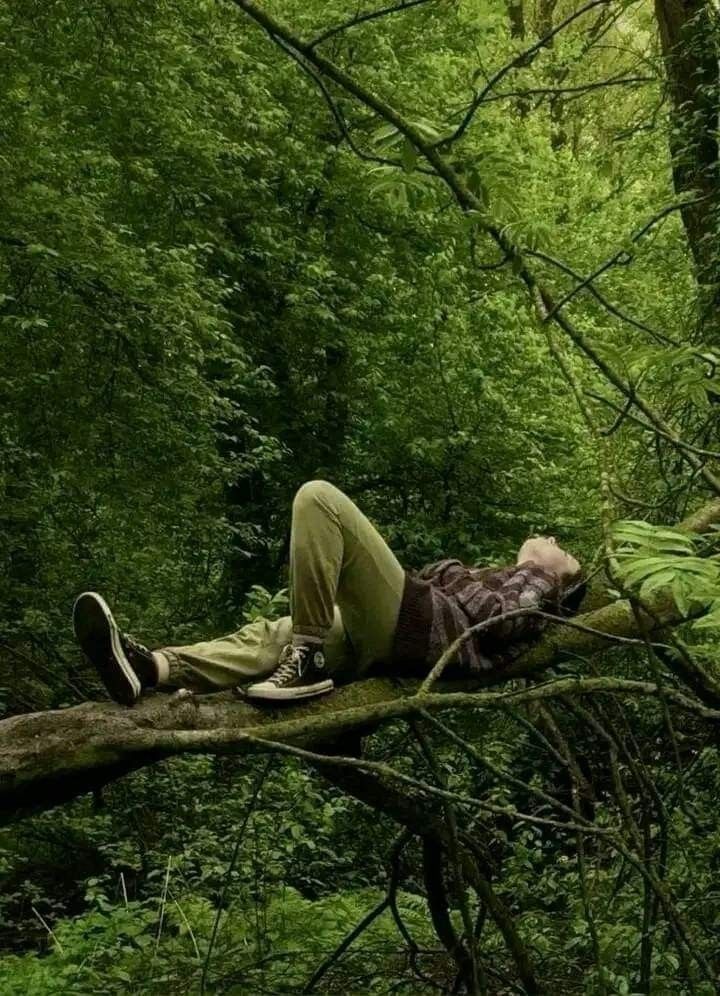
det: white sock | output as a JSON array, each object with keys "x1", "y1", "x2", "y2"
[{"x1": 152, "y1": 651, "x2": 171, "y2": 685}]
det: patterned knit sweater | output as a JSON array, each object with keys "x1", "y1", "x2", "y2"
[{"x1": 390, "y1": 558, "x2": 563, "y2": 677}]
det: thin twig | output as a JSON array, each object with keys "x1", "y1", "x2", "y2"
[
  {"x1": 587, "y1": 391, "x2": 720, "y2": 458},
  {"x1": 153, "y1": 856, "x2": 172, "y2": 959},
  {"x1": 31, "y1": 906, "x2": 64, "y2": 954},
  {"x1": 417, "y1": 605, "x2": 675, "y2": 694},
  {"x1": 273, "y1": 38, "x2": 395, "y2": 168},
  {"x1": 233, "y1": 731, "x2": 617, "y2": 835},
  {"x1": 419, "y1": 708, "x2": 597, "y2": 828},
  {"x1": 542, "y1": 198, "x2": 707, "y2": 323},
  {"x1": 441, "y1": 0, "x2": 614, "y2": 146},
  {"x1": 200, "y1": 760, "x2": 272, "y2": 995},
  {"x1": 480, "y1": 74, "x2": 655, "y2": 103},
  {"x1": 303, "y1": 830, "x2": 413, "y2": 992},
  {"x1": 413, "y1": 722, "x2": 484, "y2": 994},
  {"x1": 527, "y1": 248, "x2": 677, "y2": 345}
]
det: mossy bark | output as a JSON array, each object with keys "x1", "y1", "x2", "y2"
[{"x1": 3, "y1": 499, "x2": 720, "y2": 824}]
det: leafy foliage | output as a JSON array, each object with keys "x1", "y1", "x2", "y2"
[
  {"x1": 3, "y1": 0, "x2": 720, "y2": 992},
  {"x1": 612, "y1": 519, "x2": 720, "y2": 623}
]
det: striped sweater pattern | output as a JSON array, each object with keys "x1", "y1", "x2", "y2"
[{"x1": 390, "y1": 558, "x2": 562, "y2": 677}]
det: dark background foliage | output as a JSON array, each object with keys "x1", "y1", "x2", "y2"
[{"x1": 2, "y1": 0, "x2": 720, "y2": 992}]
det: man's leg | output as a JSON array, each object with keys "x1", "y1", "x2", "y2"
[
  {"x1": 73, "y1": 481, "x2": 402, "y2": 705},
  {"x1": 156, "y1": 607, "x2": 353, "y2": 692},
  {"x1": 246, "y1": 480, "x2": 405, "y2": 700},
  {"x1": 73, "y1": 588, "x2": 353, "y2": 706},
  {"x1": 290, "y1": 480, "x2": 405, "y2": 672}
]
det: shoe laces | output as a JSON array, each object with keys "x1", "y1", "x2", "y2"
[{"x1": 269, "y1": 645, "x2": 306, "y2": 686}]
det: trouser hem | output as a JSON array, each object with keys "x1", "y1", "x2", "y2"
[{"x1": 292, "y1": 624, "x2": 327, "y2": 640}]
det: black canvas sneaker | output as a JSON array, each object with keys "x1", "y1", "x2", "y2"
[
  {"x1": 72, "y1": 591, "x2": 157, "y2": 706},
  {"x1": 244, "y1": 643, "x2": 334, "y2": 701}
]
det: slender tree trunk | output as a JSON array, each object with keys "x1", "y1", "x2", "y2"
[
  {"x1": 654, "y1": 0, "x2": 720, "y2": 328},
  {"x1": 508, "y1": 0, "x2": 525, "y2": 39},
  {"x1": 535, "y1": 0, "x2": 568, "y2": 148}
]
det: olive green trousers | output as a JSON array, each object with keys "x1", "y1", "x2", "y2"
[{"x1": 157, "y1": 481, "x2": 405, "y2": 690}]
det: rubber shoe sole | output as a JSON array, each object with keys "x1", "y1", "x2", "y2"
[
  {"x1": 73, "y1": 591, "x2": 142, "y2": 706},
  {"x1": 244, "y1": 678, "x2": 334, "y2": 702}
]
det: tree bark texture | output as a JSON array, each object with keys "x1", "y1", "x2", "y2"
[
  {"x1": 3, "y1": 495, "x2": 720, "y2": 826},
  {"x1": 654, "y1": 0, "x2": 720, "y2": 312}
]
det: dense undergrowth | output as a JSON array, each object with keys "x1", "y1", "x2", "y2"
[{"x1": 3, "y1": 0, "x2": 720, "y2": 991}]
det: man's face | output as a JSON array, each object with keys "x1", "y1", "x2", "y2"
[{"x1": 516, "y1": 535, "x2": 580, "y2": 584}]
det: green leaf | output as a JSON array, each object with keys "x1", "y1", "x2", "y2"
[
  {"x1": 638, "y1": 569, "x2": 677, "y2": 596},
  {"x1": 671, "y1": 575, "x2": 691, "y2": 617},
  {"x1": 372, "y1": 123, "x2": 402, "y2": 150},
  {"x1": 25, "y1": 243, "x2": 60, "y2": 257},
  {"x1": 401, "y1": 138, "x2": 417, "y2": 173},
  {"x1": 618, "y1": 557, "x2": 681, "y2": 587},
  {"x1": 410, "y1": 116, "x2": 441, "y2": 141},
  {"x1": 693, "y1": 609, "x2": 720, "y2": 630}
]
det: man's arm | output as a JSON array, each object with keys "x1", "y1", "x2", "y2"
[
  {"x1": 459, "y1": 562, "x2": 563, "y2": 647},
  {"x1": 491, "y1": 563, "x2": 562, "y2": 639},
  {"x1": 415, "y1": 558, "x2": 466, "y2": 585}
]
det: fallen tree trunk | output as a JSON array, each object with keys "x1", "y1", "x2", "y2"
[
  {"x1": 3, "y1": 531, "x2": 720, "y2": 826},
  {"x1": 3, "y1": 499, "x2": 719, "y2": 824}
]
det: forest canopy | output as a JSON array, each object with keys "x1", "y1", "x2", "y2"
[{"x1": 2, "y1": 0, "x2": 720, "y2": 993}]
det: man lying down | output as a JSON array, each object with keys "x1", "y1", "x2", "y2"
[{"x1": 72, "y1": 481, "x2": 586, "y2": 706}]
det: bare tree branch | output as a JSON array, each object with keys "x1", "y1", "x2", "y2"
[
  {"x1": 413, "y1": 723, "x2": 484, "y2": 994},
  {"x1": 314, "y1": 762, "x2": 542, "y2": 993},
  {"x1": 527, "y1": 247, "x2": 677, "y2": 346},
  {"x1": 541, "y1": 198, "x2": 707, "y2": 324},
  {"x1": 479, "y1": 73, "x2": 655, "y2": 103},
  {"x1": 587, "y1": 391, "x2": 720, "y2": 459},
  {"x1": 303, "y1": 830, "x2": 413, "y2": 993},
  {"x1": 4, "y1": 666, "x2": 720, "y2": 826},
  {"x1": 531, "y1": 282, "x2": 720, "y2": 494},
  {"x1": 273, "y1": 37, "x2": 405, "y2": 169},
  {"x1": 440, "y1": 0, "x2": 615, "y2": 147}
]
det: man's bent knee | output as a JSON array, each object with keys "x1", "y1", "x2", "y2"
[{"x1": 292, "y1": 479, "x2": 340, "y2": 513}]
